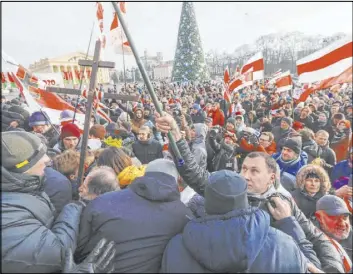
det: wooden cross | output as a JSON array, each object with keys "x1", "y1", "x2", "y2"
[{"x1": 46, "y1": 39, "x2": 138, "y2": 187}]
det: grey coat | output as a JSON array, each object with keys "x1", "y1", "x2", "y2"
[{"x1": 1, "y1": 167, "x2": 82, "y2": 273}]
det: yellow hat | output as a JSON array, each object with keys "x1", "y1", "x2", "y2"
[{"x1": 118, "y1": 165, "x2": 146, "y2": 188}]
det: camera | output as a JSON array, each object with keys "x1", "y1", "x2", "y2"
[
  {"x1": 173, "y1": 109, "x2": 182, "y2": 117},
  {"x1": 209, "y1": 126, "x2": 224, "y2": 138}
]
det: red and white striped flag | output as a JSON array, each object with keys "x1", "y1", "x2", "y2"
[
  {"x1": 96, "y1": 2, "x2": 107, "y2": 55},
  {"x1": 296, "y1": 36, "x2": 352, "y2": 83},
  {"x1": 240, "y1": 52, "x2": 264, "y2": 80},
  {"x1": 275, "y1": 70, "x2": 292, "y2": 93},
  {"x1": 110, "y1": 2, "x2": 133, "y2": 55}
]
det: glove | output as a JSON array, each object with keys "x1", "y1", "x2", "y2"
[{"x1": 62, "y1": 238, "x2": 116, "y2": 273}]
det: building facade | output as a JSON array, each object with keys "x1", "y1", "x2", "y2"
[{"x1": 28, "y1": 52, "x2": 111, "y2": 88}]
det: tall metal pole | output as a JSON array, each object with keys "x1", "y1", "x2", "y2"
[
  {"x1": 112, "y1": 2, "x2": 183, "y2": 163},
  {"x1": 120, "y1": 27, "x2": 127, "y2": 91}
]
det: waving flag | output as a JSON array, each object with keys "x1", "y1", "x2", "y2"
[
  {"x1": 297, "y1": 36, "x2": 352, "y2": 83},
  {"x1": 240, "y1": 52, "x2": 264, "y2": 80},
  {"x1": 275, "y1": 70, "x2": 292, "y2": 92},
  {"x1": 224, "y1": 67, "x2": 230, "y2": 84}
]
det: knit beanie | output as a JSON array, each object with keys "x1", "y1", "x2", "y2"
[
  {"x1": 105, "y1": 122, "x2": 119, "y2": 135},
  {"x1": 10, "y1": 98, "x2": 20, "y2": 106},
  {"x1": 61, "y1": 123, "x2": 81, "y2": 140},
  {"x1": 227, "y1": 117, "x2": 236, "y2": 128},
  {"x1": 29, "y1": 111, "x2": 49, "y2": 127},
  {"x1": 283, "y1": 138, "x2": 302, "y2": 155},
  {"x1": 145, "y1": 159, "x2": 179, "y2": 183},
  {"x1": 2, "y1": 131, "x2": 47, "y2": 173},
  {"x1": 205, "y1": 170, "x2": 248, "y2": 215},
  {"x1": 89, "y1": 124, "x2": 106, "y2": 140},
  {"x1": 281, "y1": 117, "x2": 293, "y2": 127},
  {"x1": 60, "y1": 110, "x2": 75, "y2": 122}
]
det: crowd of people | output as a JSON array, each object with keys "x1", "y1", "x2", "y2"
[{"x1": 1, "y1": 78, "x2": 352, "y2": 273}]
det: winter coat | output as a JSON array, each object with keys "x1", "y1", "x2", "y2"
[
  {"x1": 42, "y1": 126, "x2": 60, "y2": 149},
  {"x1": 302, "y1": 139, "x2": 319, "y2": 163},
  {"x1": 187, "y1": 193, "x2": 206, "y2": 218},
  {"x1": 1, "y1": 167, "x2": 82, "y2": 273},
  {"x1": 1, "y1": 107, "x2": 29, "y2": 131},
  {"x1": 53, "y1": 136, "x2": 83, "y2": 153},
  {"x1": 330, "y1": 128, "x2": 352, "y2": 162},
  {"x1": 331, "y1": 160, "x2": 352, "y2": 183},
  {"x1": 315, "y1": 142, "x2": 337, "y2": 175},
  {"x1": 209, "y1": 108, "x2": 225, "y2": 126},
  {"x1": 273, "y1": 151, "x2": 308, "y2": 176},
  {"x1": 169, "y1": 138, "x2": 344, "y2": 273},
  {"x1": 75, "y1": 172, "x2": 193, "y2": 273},
  {"x1": 295, "y1": 115, "x2": 315, "y2": 130},
  {"x1": 272, "y1": 126, "x2": 297, "y2": 152},
  {"x1": 280, "y1": 171, "x2": 297, "y2": 192},
  {"x1": 132, "y1": 138, "x2": 163, "y2": 164},
  {"x1": 291, "y1": 189, "x2": 325, "y2": 219},
  {"x1": 189, "y1": 123, "x2": 208, "y2": 171},
  {"x1": 191, "y1": 111, "x2": 206, "y2": 124},
  {"x1": 209, "y1": 137, "x2": 238, "y2": 172},
  {"x1": 161, "y1": 208, "x2": 308, "y2": 273},
  {"x1": 43, "y1": 167, "x2": 73, "y2": 217}
]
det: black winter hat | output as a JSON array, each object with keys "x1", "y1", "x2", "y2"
[
  {"x1": 283, "y1": 138, "x2": 302, "y2": 155},
  {"x1": 205, "y1": 170, "x2": 248, "y2": 215},
  {"x1": 2, "y1": 131, "x2": 47, "y2": 173}
]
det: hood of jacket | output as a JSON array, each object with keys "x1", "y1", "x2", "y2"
[
  {"x1": 181, "y1": 208, "x2": 271, "y2": 272},
  {"x1": 1, "y1": 166, "x2": 45, "y2": 194},
  {"x1": 192, "y1": 123, "x2": 207, "y2": 145},
  {"x1": 129, "y1": 172, "x2": 180, "y2": 202}
]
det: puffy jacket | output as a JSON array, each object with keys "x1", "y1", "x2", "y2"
[
  {"x1": 161, "y1": 208, "x2": 308, "y2": 273},
  {"x1": 291, "y1": 189, "x2": 325, "y2": 219},
  {"x1": 170, "y1": 138, "x2": 345, "y2": 273},
  {"x1": 1, "y1": 107, "x2": 30, "y2": 132},
  {"x1": 272, "y1": 126, "x2": 298, "y2": 152},
  {"x1": 75, "y1": 172, "x2": 192, "y2": 273},
  {"x1": 209, "y1": 137, "x2": 238, "y2": 172},
  {"x1": 1, "y1": 167, "x2": 82, "y2": 273},
  {"x1": 132, "y1": 138, "x2": 163, "y2": 164},
  {"x1": 272, "y1": 151, "x2": 308, "y2": 176},
  {"x1": 191, "y1": 111, "x2": 206, "y2": 124},
  {"x1": 209, "y1": 108, "x2": 225, "y2": 126},
  {"x1": 189, "y1": 123, "x2": 208, "y2": 170},
  {"x1": 44, "y1": 167, "x2": 73, "y2": 217}
]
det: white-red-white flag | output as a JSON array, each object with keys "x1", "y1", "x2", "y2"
[
  {"x1": 275, "y1": 70, "x2": 292, "y2": 92},
  {"x1": 296, "y1": 36, "x2": 352, "y2": 83},
  {"x1": 240, "y1": 52, "x2": 264, "y2": 80}
]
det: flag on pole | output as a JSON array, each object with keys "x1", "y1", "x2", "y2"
[
  {"x1": 240, "y1": 52, "x2": 264, "y2": 80},
  {"x1": 274, "y1": 70, "x2": 292, "y2": 93},
  {"x1": 224, "y1": 66, "x2": 230, "y2": 84},
  {"x1": 296, "y1": 36, "x2": 352, "y2": 83},
  {"x1": 6, "y1": 72, "x2": 17, "y2": 88},
  {"x1": 16, "y1": 65, "x2": 27, "y2": 80}
]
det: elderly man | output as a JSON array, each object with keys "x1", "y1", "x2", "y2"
[
  {"x1": 314, "y1": 195, "x2": 352, "y2": 272},
  {"x1": 78, "y1": 166, "x2": 120, "y2": 203}
]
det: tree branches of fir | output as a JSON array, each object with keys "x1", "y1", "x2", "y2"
[{"x1": 172, "y1": 2, "x2": 209, "y2": 83}]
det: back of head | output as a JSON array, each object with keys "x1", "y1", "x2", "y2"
[
  {"x1": 205, "y1": 170, "x2": 248, "y2": 215},
  {"x1": 145, "y1": 159, "x2": 179, "y2": 183},
  {"x1": 97, "y1": 147, "x2": 132, "y2": 175}
]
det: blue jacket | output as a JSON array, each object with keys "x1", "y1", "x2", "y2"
[
  {"x1": 75, "y1": 172, "x2": 193, "y2": 273},
  {"x1": 44, "y1": 167, "x2": 73, "y2": 217},
  {"x1": 273, "y1": 151, "x2": 308, "y2": 176},
  {"x1": 161, "y1": 208, "x2": 308, "y2": 273},
  {"x1": 331, "y1": 160, "x2": 352, "y2": 183}
]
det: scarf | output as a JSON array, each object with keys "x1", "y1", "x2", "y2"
[{"x1": 331, "y1": 128, "x2": 350, "y2": 144}]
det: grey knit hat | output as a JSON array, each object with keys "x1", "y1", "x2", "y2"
[
  {"x1": 281, "y1": 117, "x2": 293, "y2": 127},
  {"x1": 145, "y1": 159, "x2": 179, "y2": 183},
  {"x1": 2, "y1": 131, "x2": 47, "y2": 173}
]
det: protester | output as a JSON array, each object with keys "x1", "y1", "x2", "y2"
[
  {"x1": 300, "y1": 127, "x2": 318, "y2": 163},
  {"x1": 272, "y1": 138, "x2": 308, "y2": 176},
  {"x1": 78, "y1": 166, "x2": 120, "y2": 203},
  {"x1": 161, "y1": 171, "x2": 309, "y2": 273},
  {"x1": 132, "y1": 125, "x2": 163, "y2": 164},
  {"x1": 75, "y1": 159, "x2": 193, "y2": 273},
  {"x1": 272, "y1": 117, "x2": 297, "y2": 152},
  {"x1": 330, "y1": 119, "x2": 352, "y2": 162},
  {"x1": 87, "y1": 124, "x2": 106, "y2": 150},
  {"x1": 314, "y1": 195, "x2": 352, "y2": 271},
  {"x1": 312, "y1": 130, "x2": 337, "y2": 175},
  {"x1": 97, "y1": 146, "x2": 133, "y2": 176},
  {"x1": 239, "y1": 131, "x2": 277, "y2": 155},
  {"x1": 1, "y1": 131, "x2": 83, "y2": 273},
  {"x1": 53, "y1": 123, "x2": 82, "y2": 153},
  {"x1": 291, "y1": 165, "x2": 331, "y2": 219},
  {"x1": 190, "y1": 103, "x2": 206, "y2": 124}
]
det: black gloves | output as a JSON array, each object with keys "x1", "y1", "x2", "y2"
[{"x1": 62, "y1": 238, "x2": 116, "y2": 273}]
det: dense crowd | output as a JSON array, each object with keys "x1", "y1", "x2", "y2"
[{"x1": 1, "y1": 79, "x2": 352, "y2": 273}]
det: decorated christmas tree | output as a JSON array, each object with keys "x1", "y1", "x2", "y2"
[{"x1": 172, "y1": 2, "x2": 209, "y2": 82}]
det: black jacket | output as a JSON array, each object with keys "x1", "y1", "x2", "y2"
[
  {"x1": 302, "y1": 139, "x2": 319, "y2": 163},
  {"x1": 291, "y1": 189, "x2": 325, "y2": 219},
  {"x1": 191, "y1": 111, "x2": 206, "y2": 124},
  {"x1": 1, "y1": 167, "x2": 82, "y2": 273},
  {"x1": 170, "y1": 138, "x2": 345, "y2": 273},
  {"x1": 132, "y1": 138, "x2": 164, "y2": 164},
  {"x1": 209, "y1": 136, "x2": 238, "y2": 171}
]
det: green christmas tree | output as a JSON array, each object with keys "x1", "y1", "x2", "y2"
[{"x1": 172, "y1": 2, "x2": 209, "y2": 82}]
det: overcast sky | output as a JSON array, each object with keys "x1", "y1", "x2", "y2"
[{"x1": 2, "y1": 2, "x2": 352, "y2": 71}]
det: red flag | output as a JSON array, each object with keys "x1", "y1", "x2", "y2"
[
  {"x1": 63, "y1": 71, "x2": 69, "y2": 81},
  {"x1": 96, "y1": 2, "x2": 104, "y2": 20},
  {"x1": 7, "y1": 72, "x2": 15, "y2": 83},
  {"x1": 75, "y1": 70, "x2": 81, "y2": 80},
  {"x1": 1, "y1": 72, "x2": 5, "y2": 83},
  {"x1": 110, "y1": 13, "x2": 118, "y2": 30},
  {"x1": 224, "y1": 67, "x2": 230, "y2": 84},
  {"x1": 229, "y1": 78, "x2": 242, "y2": 92},
  {"x1": 29, "y1": 75, "x2": 38, "y2": 84},
  {"x1": 16, "y1": 66, "x2": 26, "y2": 80},
  {"x1": 120, "y1": 2, "x2": 126, "y2": 13}
]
